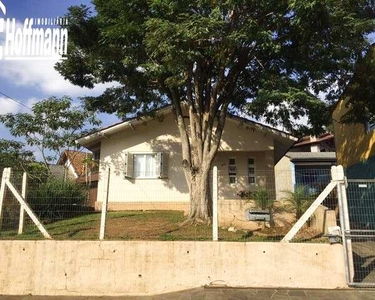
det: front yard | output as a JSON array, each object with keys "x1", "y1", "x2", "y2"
[{"x1": 0, "y1": 210, "x2": 328, "y2": 242}]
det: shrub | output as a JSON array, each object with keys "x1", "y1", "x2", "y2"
[
  {"x1": 238, "y1": 188, "x2": 277, "y2": 227},
  {"x1": 282, "y1": 185, "x2": 315, "y2": 221},
  {"x1": 27, "y1": 179, "x2": 89, "y2": 221},
  {"x1": 252, "y1": 189, "x2": 273, "y2": 210}
]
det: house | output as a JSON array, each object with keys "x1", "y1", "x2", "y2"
[
  {"x1": 332, "y1": 46, "x2": 375, "y2": 179},
  {"x1": 57, "y1": 150, "x2": 91, "y2": 180},
  {"x1": 76, "y1": 106, "x2": 296, "y2": 226},
  {"x1": 57, "y1": 150, "x2": 99, "y2": 206},
  {"x1": 332, "y1": 45, "x2": 375, "y2": 229},
  {"x1": 275, "y1": 134, "x2": 336, "y2": 200},
  {"x1": 333, "y1": 98, "x2": 375, "y2": 179},
  {"x1": 76, "y1": 107, "x2": 297, "y2": 205}
]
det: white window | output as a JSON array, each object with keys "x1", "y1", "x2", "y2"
[
  {"x1": 124, "y1": 152, "x2": 168, "y2": 179},
  {"x1": 133, "y1": 153, "x2": 157, "y2": 178},
  {"x1": 228, "y1": 158, "x2": 237, "y2": 184},
  {"x1": 248, "y1": 158, "x2": 256, "y2": 185}
]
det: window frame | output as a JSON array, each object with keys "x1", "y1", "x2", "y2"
[
  {"x1": 133, "y1": 152, "x2": 158, "y2": 179},
  {"x1": 228, "y1": 157, "x2": 237, "y2": 184},
  {"x1": 248, "y1": 157, "x2": 256, "y2": 185}
]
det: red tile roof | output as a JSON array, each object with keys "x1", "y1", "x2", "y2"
[
  {"x1": 57, "y1": 150, "x2": 92, "y2": 177},
  {"x1": 294, "y1": 133, "x2": 334, "y2": 147}
]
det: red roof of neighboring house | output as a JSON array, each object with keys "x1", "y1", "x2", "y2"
[
  {"x1": 57, "y1": 150, "x2": 92, "y2": 178},
  {"x1": 294, "y1": 133, "x2": 334, "y2": 147}
]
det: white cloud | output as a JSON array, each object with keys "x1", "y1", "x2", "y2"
[
  {"x1": 0, "y1": 96, "x2": 19, "y2": 114},
  {"x1": 0, "y1": 96, "x2": 42, "y2": 115},
  {"x1": 25, "y1": 97, "x2": 38, "y2": 108},
  {"x1": 0, "y1": 59, "x2": 117, "y2": 97}
]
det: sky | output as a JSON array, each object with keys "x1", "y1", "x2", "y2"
[{"x1": 0, "y1": 0, "x2": 120, "y2": 161}]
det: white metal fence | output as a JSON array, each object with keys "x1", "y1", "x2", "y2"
[{"x1": 0, "y1": 166, "x2": 345, "y2": 244}]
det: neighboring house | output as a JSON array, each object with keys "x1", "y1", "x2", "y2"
[
  {"x1": 57, "y1": 150, "x2": 99, "y2": 206},
  {"x1": 332, "y1": 46, "x2": 375, "y2": 229},
  {"x1": 275, "y1": 134, "x2": 336, "y2": 200},
  {"x1": 57, "y1": 150, "x2": 92, "y2": 180},
  {"x1": 333, "y1": 99, "x2": 375, "y2": 179},
  {"x1": 76, "y1": 106, "x2": 296, "y2": 215}
]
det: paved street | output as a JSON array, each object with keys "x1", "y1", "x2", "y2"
[{"x1": 2, "y1": 288, "x2": 375, "y2": 300}]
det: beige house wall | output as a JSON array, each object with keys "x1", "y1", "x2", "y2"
[
  {"x1": 274, "y1": 156, "x2": 294, "y2": 201},
  {"x1": 214, "y1": 150, "x2": 275, "y2": 200},
  {"x1": 0, "y1": 241, "x2": 346, "y2": 296},
  {"x1": 96, "y1": 113, "x2": 277, "y2": 206}
]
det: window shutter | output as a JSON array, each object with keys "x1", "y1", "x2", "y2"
[
  {"x1": 157, "y1": 152, "x2": 168, "y2": 178},
  {"x1": 124, "y1": 152, "x2": 134, "y2": 178}
]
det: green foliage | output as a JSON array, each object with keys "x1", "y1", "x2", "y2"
[
  {"x1": 238, "y1": 189, "x2": 275, "y2": 210},
  {"x1": 282, "y1": 186, "x2": 315, "y2": 220},
  {"x1": 0, "y1": 139, "x2": 34, "y2": 172},
  {"x1": 56, "y1": 0, "x2": 375, "y2": 136},
  {"x1": 252, "y1": 189, "x2": 273, "y2": 211},
  {"x1": 0, "y1": 96, "x2": 101, "y2": 167},
  {"x1": 340, "y1": 45, "x2": 375, "y2": 126},
  {"x1": 27, "y1": 179, "x2": 89, "y2": 221}
]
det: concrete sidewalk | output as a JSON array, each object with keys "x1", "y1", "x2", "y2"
[{"x1": 1, "y1": 288, "x2": 375, "y2": 300}]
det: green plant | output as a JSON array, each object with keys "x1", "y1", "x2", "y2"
[
  {"x1": 252, "y1": 189, "x2": 273, "y2": 210},
  {"x1": 27, "y1": 178, "x2": 89, "y2": 222},
  {"x1": 282, "y1": 186, "x2": 315, "y2": 221},
  {"x1": 237, "y1": 189, "x2": 278, "y2": 227}
]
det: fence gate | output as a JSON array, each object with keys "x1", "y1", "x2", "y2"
[{"x1": 342, "y1": 179, "x2": 375, "y2": 287}]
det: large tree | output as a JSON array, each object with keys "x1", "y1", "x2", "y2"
[
  {"x1": 56, "y1": 0, "x2": 375, "y2": 222},
  {"x1": 0, "y1": 96, "x2": 101, "y2": 170},
  {"x1": 0, "y1": 139, "x2": 34, "y2": 172},
  {"x1": 338, "y1": 44, "x2": 375, "y2": 125}
]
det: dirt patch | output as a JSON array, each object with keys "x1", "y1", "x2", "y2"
[{"x1": 253, "y1": 225, "x2": 326, "y2": 242}]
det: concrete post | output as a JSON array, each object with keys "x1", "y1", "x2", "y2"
[
  {"x1": 212, "y1": 166, "x2": 218, "y2": 241},
  {"x1": 99, "y1": 168, "x2": 110, "y2": 240},
  {"x1": 18, "y1": 172, "x2": 27, "y2": 235}
]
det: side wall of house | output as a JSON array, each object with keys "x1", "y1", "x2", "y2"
[
  {"x1": 333, "y1": 98, "x2": 375, "y2": 178},
  {"x1": 274, "y1": 156, "x2": 294, "y2": 200},
  {"x1": 95, "y1": 114, "x2": 277, "y2": 212}
]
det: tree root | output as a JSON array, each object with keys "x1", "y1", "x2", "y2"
[{"x1": 180, "y1": 216, "x2": 212, "y2": 227}]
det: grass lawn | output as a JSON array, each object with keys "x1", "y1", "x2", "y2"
[{"x1": 0, "y1": 210, "x2": 328, "y2": 242}]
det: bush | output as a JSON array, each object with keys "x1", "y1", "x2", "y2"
[
  {"x1": 282, "y1": 185, "x2": 315, "y2": 221},
  {"x1": 238, "y1": 188, "x2": 277, "y2": 227},
  {"x1": 27, "y1": 179, "x2": 89, "y2": 221},
  {"x1": 237, "y1": 189, "x2": 274, "y2": 210}
]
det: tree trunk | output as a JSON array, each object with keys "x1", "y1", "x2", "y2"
[{"x1": 187, "y1": 166, "x2": 213, "y2": 223}]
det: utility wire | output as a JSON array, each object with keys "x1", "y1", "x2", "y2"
[{"x1": 0, "y1": 91, "x2": 33, "y2": 111}]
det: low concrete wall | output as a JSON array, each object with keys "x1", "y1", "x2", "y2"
[{"x1": 0, "y1": 241, "x2": 346, "y2": 296}]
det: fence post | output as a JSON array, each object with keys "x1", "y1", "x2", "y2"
[
  {"x1": 212, "y1": 166, "x2": 218, "y2": 241},
  {"x1": 4, "y1": 168, "x2": 51, "y2": 239},
  {"x1": 18, "y1": 172, "x2": 27, "y2": 235},
  {"x1": 0, "y1": 168, "x2": 10, "y2": 231},
  {"x1": 335, "y1": 165, "x2": 354, "y2": 284},
  {"x1": 99, "y1": 168, "x2": 110, "y2": 240}
]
